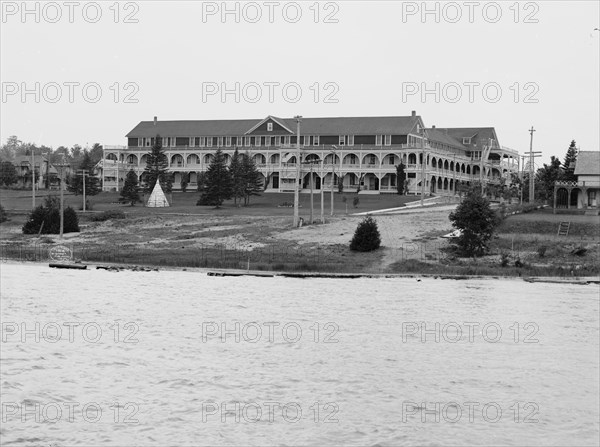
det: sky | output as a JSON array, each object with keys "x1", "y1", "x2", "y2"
[{"x1": 1, "y1": 0, "x2": 599, "y2": 165}]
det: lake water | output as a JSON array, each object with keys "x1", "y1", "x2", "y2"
[{"x1": 1, "y1": 263, "x2": 599, "y2": 446}]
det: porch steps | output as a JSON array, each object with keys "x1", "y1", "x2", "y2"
[{"x1": 557, "y1": 221, "x2": 571, "y2": 236}]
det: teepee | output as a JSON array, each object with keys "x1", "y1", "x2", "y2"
[{"x1": 146, "y1": 180, "x2": 170, "y2": 207}]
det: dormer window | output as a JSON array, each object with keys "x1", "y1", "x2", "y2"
[
  {"x1": 267, "y1": 123, "x2": 273, "y2": 132},
  {"x1": 463, "y1": 137, "x2": 472, "y2": 145}
]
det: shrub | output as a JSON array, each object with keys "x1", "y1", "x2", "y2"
[
  {"x1": 0, "y1": 204, "x2": 7, "y2": 223},
  {"x1": 353, "y1": 196, "x2": 360, "y2": 208},
  {"x1": 91, "y1": 210, "x2": 126, "y2": 222},
  {"x1": 22, "y1": 196, "x2": 79, "y2": 235},
  {"x1": 350, "y1": 215, "x2": 381, "y2": 252},
  {"x1": 514, "y1": 257, "x2": 524, "y2": 268},
  {"x1": 449, "y1": 187, "x2": 500, "y2": 257},
  {"x1": 500, "y1": 251, "x2": 510, "y2": 267},
  {"x1": 537, "y1": 245, "x2": 547, "y2": 258}
]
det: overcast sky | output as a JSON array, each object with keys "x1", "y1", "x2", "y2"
[{"x1": 1, "y1": 1, "x2": 599, "y2": 164}]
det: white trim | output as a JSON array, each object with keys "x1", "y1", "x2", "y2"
[
  {"x1": 226, "y1": 137, "x2": 232, "y2": 147},
  {"x1": 245, "y1": 115, "x2": 294, "y2": 135}
]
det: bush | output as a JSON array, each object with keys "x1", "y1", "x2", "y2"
[
  {"x1": 91, "y1": 210, "x2": 126, "y2": 222},
  {"x1": 500, "y1": 251, "x2": 510, "y2": 267},
  {"x1": 449, "y1": 187, "x2": 500, "y2": 257},
  {"x1": 0, "y1": 204, "x2": 7, "y2": 223},
  {"x1": 22, "y1": 196, "x2": 79, "y2": 235},
  {"x1": 514, "y1": 257, "x2": 524, "y2": 268},
  {"x1": 353, "y1": 197, "x2": 359, "y2": 208},
  {"x1": 350, "y1": 215, "x2": 381, "y2": 252},
  {"x1": 537, "y1": 245, "x2": 547, "y2": 258}
]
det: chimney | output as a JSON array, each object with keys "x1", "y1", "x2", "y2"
[
  {"x1": 411, "y1": 110, "x2": 416, "y2": 117},
  {"x1": 154, "y1": 116, "x2": 157, "y2": 126},
  {"x1": 432, "y1": 125, "x2": 436, "y2": 129}
]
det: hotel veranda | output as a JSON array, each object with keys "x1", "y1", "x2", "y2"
[{"x1": 100, "y1": 112, "x2": 520, "y2": 195}]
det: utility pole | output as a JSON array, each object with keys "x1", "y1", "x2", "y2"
[
  {"x1": 56, "y1": 157, "x2": 68, "y2": 238},
  {"x1": 78, "y1": 169, "x2": 89, "y2": 212},
  {"x1": 293, "y1": 116, "x2": 302, "y2": 227},
  {"x1": 420, "y1": 127, "x2": 426, "y2": 205},
  {"x1": 453, "y1": 154, "x2": 456, "y2": 195},
  {"x1": 525, "y1": 127, "x2": 541, "y2": 203},
  {"x1": 330, "y1": 145, "x2": 337, "y2": 217},
  {"x1": 31, "y1": 150, "x2": 35, "y2": 209},
  {"x1": 309, "y1": 161, "x2": 314, "y2": 224},
  {"x1": 320, "y1": 158, "x2": 324, "y2": 223}
]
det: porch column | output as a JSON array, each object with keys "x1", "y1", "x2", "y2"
[{"x1": 567, "y1": 188, "x2": 572, "y2": 209}]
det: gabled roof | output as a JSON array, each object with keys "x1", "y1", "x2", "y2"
[
  {"x1": 425, "y1": 128, "x2": 467, "y2": 149},
  {"x1": 434, "y1": 127, "x2": 500, "y2": 147},
  {"x1": 245, "y1": 116, "x2": 294, "y2": 134},
  {"x1": 126, "y1": 115, "x2": 424, "y2": 138},
  {"x1": 574, "y1": 151, "x2": 600, "y2": 176}
]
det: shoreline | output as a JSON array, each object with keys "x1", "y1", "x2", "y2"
[{"x1": 2, "y1": 259, "x2": 599, "y2": 284}]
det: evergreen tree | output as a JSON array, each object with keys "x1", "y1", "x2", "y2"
[
  {"x1": 448, "y1": 187, "x2": 499, "y2": 256},
  {"x1": 229, "y1": 149, "x2": 244, "y2": 205},
  {"x1": 143, "y1": 134, "x2": 173, "y2": 194},
  {"x1": 562, "y1": 140, "x2": 578, "y2": 182},
  {"x1": 536, "y1": 156, "x2": 562, "y2": 201},
  {"x1": 119, "y1": 169, "x2": 141, "y2": 206},
  {"x1": 22, "y1": 196, "x2": 79, "y2": 235},
  {"x1": 396, "y1": 162, "x2": 406, "y2": 195},
  {"x1": 198, "y1": 149, "x2": 232, "y2": 207},
  {"x1": 0, "y1": 161, "x2": 18, "y2": 187},
  {"x1": 241, "y1": 152, "x2": 263, "y2": 206},
  {"x1": 67, "y1": 150, "x2": 101, "y2": 196},
  {"x1": 350, "y1": 215, "x2": 382, "y2": 252}
]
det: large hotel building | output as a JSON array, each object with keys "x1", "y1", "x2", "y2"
[{"x1": 101, "y1": 112, "x2": 520, "y2": 195}]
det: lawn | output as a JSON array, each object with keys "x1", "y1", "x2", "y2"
[{"x1": 0, "y1": 188, "x2": 422, "y2": 217}]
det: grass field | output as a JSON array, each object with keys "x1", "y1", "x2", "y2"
[
  {"x1": 2, "y1": 188, "x2": 599, "y2": 277},
  {"x1": 0, "y1": 188, "x2": 421, "y2": 217}
]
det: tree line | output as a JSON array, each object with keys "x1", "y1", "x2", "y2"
[{"x1": 119, "y1": 135, "x2": 263, "y2": 207}]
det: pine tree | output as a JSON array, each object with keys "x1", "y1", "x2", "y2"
[
  {"x1": 562, "y1": 140, "x2": 578, "y2": 182},
  {"x1": 350, "y1": 215, "x2": 382, "y2": 252},
  {"x1": 449, "y1": 187, "x2": 499, "y2": 256},
  {"x1": 241, "y1": 152, "x2": 263, "y2": 206},
  {"x1": 67, "y1": 151, "x2": 101, "y2": 196},
  {"x1": 198, "y1": 149, "x2": 232, "y2": 207},
  {"x1": 119, "y1": 169, "x2": 141, "y2": 206},
  {"x1": 396, "y1": 162, "x2": 406, "y2": 195},
  {"x1": 229, "y1": 149, "x2": 244, "y2": 205},
  {"x1": 143, "y1": 134, "x2": 173, "y2": 194},
  {"x1": 0, "y1": 161, "x2": 18, "y2": 187},
  {"x1": 22, "y1": 196, "x2": 79, "y2": 234}
]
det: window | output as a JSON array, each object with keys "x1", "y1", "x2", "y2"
[
  {"x1": 138, "y1": 138, "x2": 143, "y2": 147},
  {"x1": 267, "y1": 122, "x2": 273, "y2": 132},
  {"x1": 207, "y1": 137, "x2": 213, "y2": 147},
  {"x1": 339, "y1": 135, "x2": 346, "y2": 146},
  {"x1": 384, "y1": 135, "x2": 391, "y2": 146},
  {"x1": 217, "y1": 137, "x2": 223, "y2": 147},
  {"x1": 199, "y1": 137, "x2": 206, "y2": 147},
  {"x1": 275, "y1": 136, "x2": 281, "y2": 146},
  {"x1": 314, "y1": 135, "x2": 320, "y2": 146},
  {"x1": 226, "y1": 137, "x2": 231, "y2": 147},
  {"x1": 189, "y1": 137, "x2": 195, "y2": 147},
  {"x1": 245, "y1": 137, "x2": 251, "y2": 147},
  {"x1": 305, "y1": 136, "x2": 311, "y2": 146},
  {"x1": 347, "y1": 135, "x2": 353, "y2": 146},
  {"x1": 376, "y1": 135, "x2": 382, "y2": 146},
  {"x1": 463, "y1": 137, "x2": 472, "y2": 145},
  {"x1": 283, "y1": 136, "x2": 290, "y2": 147}
]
